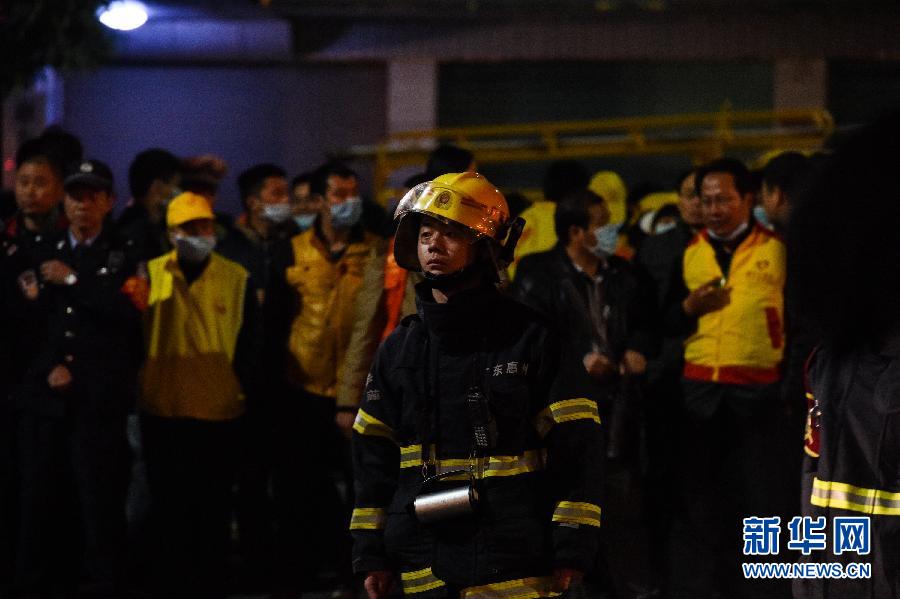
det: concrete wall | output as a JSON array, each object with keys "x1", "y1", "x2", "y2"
[{"x1": 61, "y1": 63, "x2": 386, "y2": 214}]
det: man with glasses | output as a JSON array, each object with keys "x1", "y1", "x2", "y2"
[{"x1": 667, "y1": 158, "x2": 790, "y2": 599}]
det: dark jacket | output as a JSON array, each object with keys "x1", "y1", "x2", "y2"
[
  {"x1": 635, "y1": 222, "x2": 695, "y2": 389},
  {"x1": 116, "y1": 203, "x2": 169, "y2": 263},
  {"x1": 2, "y1": 211, "x2": 73, "y2": 412},
  {"x1": 6, "y1": 227, "x2": 143, "y2": 421},
  {"x1": 794, "y1": 344, "x2": 900, "y2": 599},
  {"x1": 511, "y1": 246, "x2": 656, "y2": 379},
  {"x1": 351, "y1": 283, "x2": 602, "y2": 590}
]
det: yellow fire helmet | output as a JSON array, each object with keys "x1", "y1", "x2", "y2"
[{"x1": 393, "y1": 172, "x2": 520, "y2": 273}]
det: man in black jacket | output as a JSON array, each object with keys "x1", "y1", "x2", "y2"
[
  {"x1": 7, "y1": 160, "x2": 143, "y2": 597},
  {"x1": 351, "y1": 172, "x2": 602, "y2": 598},
  {"x1": 511, "y1": 188, "x2": 658, "y2": 599}
]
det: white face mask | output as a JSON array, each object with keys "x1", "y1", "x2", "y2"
[
  {"x1": 752, "y1": 204, "x2": 774, "y2": 230},
  {"x1": 174, "y1": 234, "x2": 216, "y2": 263},
  {"x1": 654, "y1": 221, "x2": 678, "y2": 235},
  {"x1": 587, "y1": 223, "x2": 620, "y2": 258},
  {"x1": 293, "y1": 213, "x2": 316, "y2": 231},
  {"x1": 262, "y1": 203, "x2": 293, "y2": 224},
  {"x1": 707, "y1": 220, "x2": 749, "y2": 242},
  {"x1": 330, "y1": 196, "x2": 363, "y2": 228}
]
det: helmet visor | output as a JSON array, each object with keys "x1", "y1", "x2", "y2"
[{"x1": 394, "y1": 180, "x2": 507, "y2": 240}]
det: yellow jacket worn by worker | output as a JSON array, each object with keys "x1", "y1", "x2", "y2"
[
  {"x1": 283, "y1": 228, "x2": 382, "y2": 398},
  {"x1": 140, "y1": 250, "x2": 250, "y2": 420},
  {"x1": 682, "y1": 224, "x2": 786, "y2": 385}
]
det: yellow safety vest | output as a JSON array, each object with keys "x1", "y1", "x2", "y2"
[
  {"x1": 510, "y1": 200, "x2": 557, "y2": 280},
  {"x1": 140, "y1": 251, "x2": 248, "y2": 421},
  {"x1": 683, "y1": 225, "x2": 786, "y2": 385},
  {"x1": 284, "y1": 229, "x2": 379, "y2": 398}
]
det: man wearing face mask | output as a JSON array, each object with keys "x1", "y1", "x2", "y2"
[
  {"x1": 233, "y1": 162, "x2": 296, "y2": 587},
  {"x1": 511, "y1": 189, "x2": 658, "y2": 599},
  {"x1": 265, "y1": 161, "x2": 385, "y2": 596},
  {"x1": 289, "y1": 171, "x2": 319, "y2": 233},
  {"x1": 667, "y1": 158, "x2": 789, "y2": 599},
  {"x1": 138, "y1": 191, "x2": 258, "y2": 598},
  {"x1": 235, "y1": 163, "x2": 296, "y2": 294}
]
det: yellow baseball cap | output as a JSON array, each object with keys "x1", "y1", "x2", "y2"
[{"x1": 167, "y1": 191, "x2": 214, "y2": 228}]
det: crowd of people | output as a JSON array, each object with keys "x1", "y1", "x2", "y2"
[{"x1": 0, "y1": 111, "x2": 897, "y2": 599}]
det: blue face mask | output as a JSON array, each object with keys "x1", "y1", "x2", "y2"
[
  {"x1": 753, "y1": 204, "x2": 774, "y2": 230},
  {"x1": 330, "y1": 196, "x2": 363, "y2": 229},
  {"x1": 588, "y1": 223, "x2": 620, "y2": 258},
  {"x1": 293, "y1": 213, "x2": 316, "y2": 231}
]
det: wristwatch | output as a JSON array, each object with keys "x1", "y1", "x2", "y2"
[{"x1": 64, "y1": 273, "x2": 78, "y2": 286}]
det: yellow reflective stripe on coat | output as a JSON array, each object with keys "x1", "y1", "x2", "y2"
[
  {"x1": 349, "y1": 507, "x2": 386, "y2": 530},
  {"x1": 400, "y1": 567, "x2": 446, "y2": 594},
  {"x1": 353, "y1": 409, "x2": 395, "y2": 442},
  {"x1": 552, "y1": 501, "x2": 602, "y2": 527},
  {"x1": 535, "y1": 398, "x2": 600, "y2": 437},
  {"x1": 461, "y1": 576, "x2": 561, "y2": 599},
  {"x1": 398, "y1": 446, "x2": 545, "y2": 478},
  {"x1": 810, "y1": 477, "x2": 900, "y2": 516}
]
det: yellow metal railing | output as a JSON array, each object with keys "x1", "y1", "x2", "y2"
[{"x1": 342, "y1": 107, "x2": 834, "y2": 201}]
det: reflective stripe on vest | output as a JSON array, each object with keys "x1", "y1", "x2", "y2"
[{"x1": 810, "y1": 477, "x2": 900, "y2": 516}]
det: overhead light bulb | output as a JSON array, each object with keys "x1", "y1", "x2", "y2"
[{"x1": 97, "y1": 1, "x2": 149, "y2": 31}]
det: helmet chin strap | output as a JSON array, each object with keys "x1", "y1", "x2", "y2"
[{"x1": 422, "y1": 261, "x2": 485, "y2": 292}]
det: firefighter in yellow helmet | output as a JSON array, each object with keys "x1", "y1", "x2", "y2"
[{"x1": 350, "y1": 172, "x2": 603, "y2": 598}]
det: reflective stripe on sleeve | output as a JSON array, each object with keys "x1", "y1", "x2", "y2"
[
  {"x1": 400, "y1": 567, "x2": 446, "y2": 594},
  {"x1": 460, "y1": 576, "x2": 561, "y2": 599},
  {"x1": 349, "y1": 507, "x2": 386, "y2": 530},
  {"x1": 535, "y1": 398, "x2": 601, "y2": 437},
  {"x1": 552, "y1": 500, "x2": 602, "y2": 527},
  {"x1": 352, "y1": 408, "x2": 395, "y2": 442},
  {"x1": 810, "y1": 477, "x2": 900, "y2": 516}
]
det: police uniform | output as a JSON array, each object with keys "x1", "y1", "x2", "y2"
[
  {"x1": 1, "y1": 206, "x2": 70, "y2": 595},
  {"x1": 8, "y1": 226, "x2": 142, "y2": 594}
]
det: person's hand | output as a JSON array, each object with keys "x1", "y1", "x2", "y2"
[
  {"x1": 583, "y1": 351, "x2": 616, "y2": 381},
  {"x1": 682, "y1": 278, "x2": 731, "y2": 317},
  {"x1": 364, "y1": 570, "x2": 394, "y2": 599},
  {"x1": 47, "y1": 365, "x2": 73, "y2": 391},
  {"x1": 552, "y1": 568, "x2": 583, "y2": 593},
  {"x1": 621, "y1": 349, "x2": 647, "y2": 376},
  {"x1": 335, "y1": 410, "x2": 356, "y2": 439},
  {"x1": 39, "y1": 260, "x2": 76, "y2": 285}
]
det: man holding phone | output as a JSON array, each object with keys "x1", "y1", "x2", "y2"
[{"x1": 669, "y1": 158, "x2": 790, "y2": 599}]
